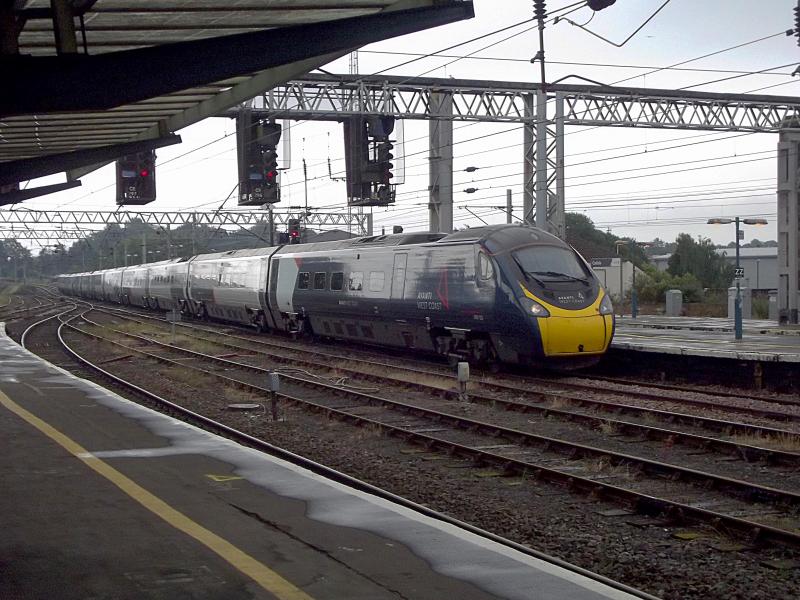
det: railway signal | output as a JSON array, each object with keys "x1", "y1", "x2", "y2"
[
  {"x1": 343, "y1": 115, "x2": 397, "y2": 207},
  {"x1": 288, "y1": 218, "x2": 301, "y2": 244},
  {"x1": 237, "y1": 110, "x2": 282, "y2": 205},
  {"x1": 116, "y1": 150, "x2": 156, "y2": 205}
]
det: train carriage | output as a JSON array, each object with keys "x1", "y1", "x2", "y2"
[
  {"x1": 120, "y1": 265, "x2": 149, "y2": 307},
  {"x1": 57, "y1": 224, "x2": 614, "y2": 369},
  {"x1": 145, "y1": 258, "x2": 187, "y2": 310},
  {"x1": 101, "y1": 268, "x2": 124, "y2": 304},
  {"x1": 88, "y1": 271, "x2": 104, "y2": 300},
  {"x1": 186, "y1": 248, "x2": 275, "y2": 327}
]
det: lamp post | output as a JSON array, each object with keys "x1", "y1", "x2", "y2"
[
  {"x1": 707, "y1": 217, "x2": 768, "y2": 340},
  {"x1": 615, "y1": 240, "x2": 643, "y2": 318}
]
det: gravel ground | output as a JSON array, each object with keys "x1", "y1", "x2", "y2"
[
  {"x1": 48, "y1": 324, "x2": 800, "y2": 600},
  {"x1": 83, "y1": 311, "x2": 800, "y2": 495}
]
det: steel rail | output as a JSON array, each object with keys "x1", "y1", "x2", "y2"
[
  {"x1": 42, "y1": 306, "x2": 660, "y2": 600},
  {"x1": 87, "y1": 304, "x2": 800, "y2": 464},
  {"x1": 571, "y1": 373, "x2": 800, "y2": 409},
  {"x1": 91, "y1": 302, "x2": 800, "y2": 423},
  {"x1": 2, "y1": 296, "x2": 62, "y2": 322},
  {"x1": 61, "y1": 314, "x2": 800, "y2": 549},
  {"x1": 20, "y1": 302, "x2": 79, "y2": 349}
]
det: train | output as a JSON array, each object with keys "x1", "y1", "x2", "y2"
[{"x1": 55, "y1": 224, "x2": 614, "y2": 368}]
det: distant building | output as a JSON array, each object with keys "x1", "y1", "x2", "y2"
[
  {"x1": 589, "y1": 257, "x2": 645, "y2": 301},
  {"x1": 650, "y1": 247, "x2": 777, "y2": 291}
]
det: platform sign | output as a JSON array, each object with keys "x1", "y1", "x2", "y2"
[{"x1": 734, "y1": 267, "x2": 745, "y2": 278}]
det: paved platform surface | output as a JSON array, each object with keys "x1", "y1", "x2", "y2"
[
  {"x1": 0, "y1": 329, "x2": 638, "y2": 600},
  {"x1": 612, "y1": 316, "x2": 800, "y2": 363}
]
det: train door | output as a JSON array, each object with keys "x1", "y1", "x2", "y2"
[{"x1": 391, "y1": 253, "x2": 407, "y2": 300}]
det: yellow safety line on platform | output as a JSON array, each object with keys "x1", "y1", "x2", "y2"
[{"x1": 0, "y1": 389, "x2": 314, "y2": 600}]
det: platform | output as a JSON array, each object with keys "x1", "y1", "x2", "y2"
[
  {"x1": 612, "y1": 315, "x2": 800, "y2": 363},
  {"x1": 0, "y1": 327, "x2": 640, "y2": 600}
]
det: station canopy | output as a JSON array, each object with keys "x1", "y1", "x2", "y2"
[{"x1": 0, "y1": 0, "x2": 474, "y2": 202}]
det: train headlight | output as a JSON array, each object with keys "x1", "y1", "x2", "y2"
[
  {"x1": 599, "y1": 294, "x2": 614, "y2": 315},
  {"x1": 527, "y1": 298, "x2": 550, "y2": 318}
]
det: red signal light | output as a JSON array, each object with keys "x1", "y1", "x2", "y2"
[{"x1": 139, "y1": 169, "x2": 149, "y2": 177}]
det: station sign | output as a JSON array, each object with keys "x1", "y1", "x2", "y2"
[{"x1": 591, "y1": 258, "x2": 621, "y2": 268}]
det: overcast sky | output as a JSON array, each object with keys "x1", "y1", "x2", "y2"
[{"x1": 23, "y1": 0, "x2": 800, "y2": 251}]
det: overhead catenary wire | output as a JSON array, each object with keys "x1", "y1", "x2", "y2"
[{"x1": 28, "y1": 14, "x2": 796, "y2": 247}]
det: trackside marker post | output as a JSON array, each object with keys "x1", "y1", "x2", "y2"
[
  {"x1": 166, "y1": 308, "x2": 181, "y2": 344},
  {"x1": 457, "y1": 361, "x2": 469, "y2": 402},
  {"x1": 267, "y1": 372, "x2": 280, "y2": 421}
]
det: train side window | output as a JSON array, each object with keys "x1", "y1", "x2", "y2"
[
  {"x1": 331, "y1": 272, "x2": 344, "y2": 291},
  {"x1": 313, "y1": 272, "x2": 327, "y2": 290},
  {"x1": 349, "y1": 271, "x2": 363, "y2": 291},
  {"x1": 369, "y1": 271, "x2": 385, "y2": 292},
  {"x1": 297, "y1": 272, "x2": 310, "y2": 290},
  {"x1": 479, "y1": 253, "x2": 495, "y2": 280}
]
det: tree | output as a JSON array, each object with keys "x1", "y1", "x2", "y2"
[
  {"x1": 635, "y1": 265, "x2": 703, "y2": 303},
  {"x1": 565, "y1": 213, "x2": 648, "y2": 265},
  {"x1": 668, "y1": 233, "x2": 732, "y2": 289},
  {"x1": 0, "y1": 239, "x2": 31, "y2": 279}
]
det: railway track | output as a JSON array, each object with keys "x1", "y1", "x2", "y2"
[
  {"x1": 85, "y1": 301, "x2": 800, "y2": 426},
  {"x1": 87, "y1": 304, "x2": 800, "y2": 460},
  {"x1": 0, "y1": 293, "x2": 61, "y2": 322},
  {"x1": 51, "y1": 302, "x2": 800, "y2": 549},
  {"x1": 18, "y1": 302, "x2": 662, "y2": 600}
]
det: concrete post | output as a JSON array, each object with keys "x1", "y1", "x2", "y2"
[
  {"x1": 428, "y1": 92, "x2": 453, "y2": 233},
  {"x1": 535, "y1": 90, "x2": 548, "y2": 230},
  {"x1": 523, "y1": 94, "x2": 534, "y2": 225},
  {"x1": 777, "y1": 130, "x2": 799, "y2": 323}
]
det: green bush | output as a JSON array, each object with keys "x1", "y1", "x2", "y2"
[
  {"x1": 635, "y1": 267, "x2": 703, "y2": 303},
  {"x1": 752, "y1": 296, "x2": 769, "y2": 319}
]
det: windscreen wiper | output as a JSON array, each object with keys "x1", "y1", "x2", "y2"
[
  {"x1": 532, "y1": 271, "x2": 590, "y2": 284},
  {"x1": 512, "y1": 257, "x2": 544, "y2": 286}
]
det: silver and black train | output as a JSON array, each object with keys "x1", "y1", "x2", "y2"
[{"x1": 56, "y1": 224, "x2": 615, "y2": 367}]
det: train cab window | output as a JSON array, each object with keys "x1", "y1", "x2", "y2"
[
  {"x1": 331, "y1": 272, "x2": 344, "y2": 291},
  {"x1": 348, "y1": 272, "x2": 363, "y2": 291},
  {"x1": 368, "y1": 271, "x2": 385, "y2": 292},
  {"x1": 479, "y1": 253, "x2": 495, "y2": 280},
  {"x1": 313, "y1": 272, "x2": 327, "y2": 290},
  {"x1": 298, "y1": 272, "x2": 310, "y2": 290},
  {"x1": 513, "y1": 246, "x2": 590, "y2": 281}
]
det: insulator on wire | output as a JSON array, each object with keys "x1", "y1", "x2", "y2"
[
  {"x1": 533, "y1": 0, "x2": 546, "y2": 22},
  {"x1": 795, "y1": 4, "x2": 800, "y2": 46}
]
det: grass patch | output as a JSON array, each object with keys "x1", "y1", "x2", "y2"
[
  {"x1": 112, "y1": 320, "x2": 159, "y2": 336},
  {"x1": 598, "y1": 420, "x2": 621, "y2": 435},
  {"x1": 0, "y1": 284, "x2": 21, "y2": 307},
  {"x1": 585, "y1": 457, "x2": 637, "y2": 479},
  {"x1": 731, "y1": 431, "x2": 800, "y2": 452},
  {"x1": 548, "y1": 396, "x2": 572, "y2": 410}
]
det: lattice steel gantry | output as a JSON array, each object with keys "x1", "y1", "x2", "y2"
[{"x1": 254, "y1": 73, "x2": 800, "y2": 322}]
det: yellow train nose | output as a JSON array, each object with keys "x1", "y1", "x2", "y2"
[{"x1": 537, "y1": 314, "x2": 613, "y2": 356}]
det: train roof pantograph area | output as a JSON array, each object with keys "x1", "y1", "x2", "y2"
[{"x1": 0, "y1": 0, "x2": 475, "y2": 200}]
